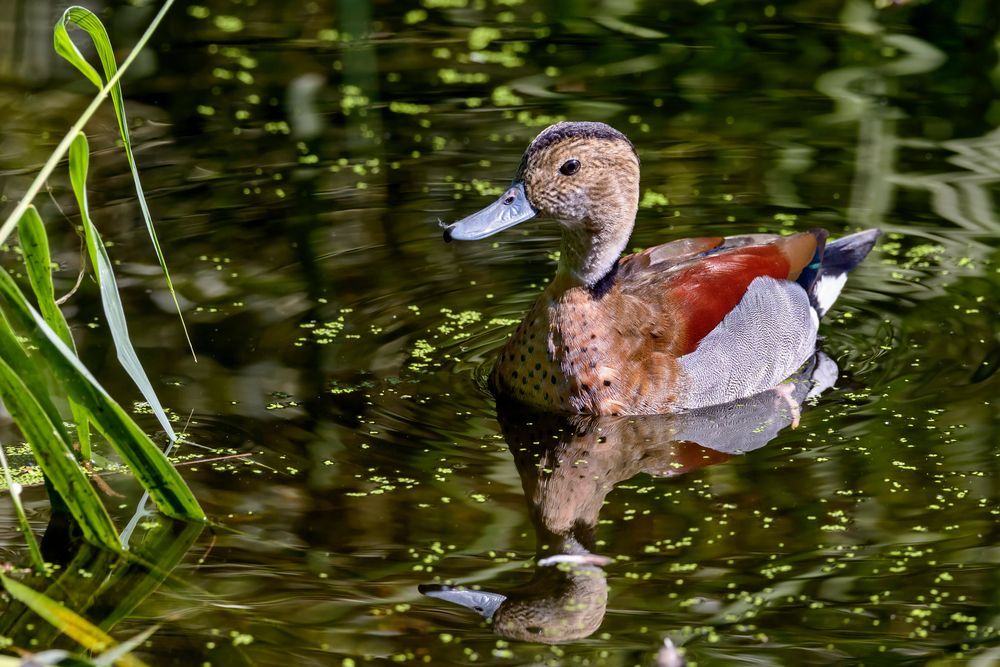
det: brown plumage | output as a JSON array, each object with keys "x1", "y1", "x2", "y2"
[{"x1": 443, "y1": 121, "x2": 879, "y2": 415}]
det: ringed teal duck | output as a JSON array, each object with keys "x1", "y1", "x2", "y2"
[{"x1": 443, "y1": 121, "x2": 879, "y2": 415}]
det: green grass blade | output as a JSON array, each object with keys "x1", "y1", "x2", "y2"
[
  {"x1": 69, "y1": 133, "x2": 176, "y2": 444},
  {"x1": 0, "y1": 309, "x2": 73, "y2": 453},
  {"x1": 0, "y1": 439, "x2": 46, "y2": 571},
  {"x1": 52, "y1": 8, "x2": 103, "y2": 89},
  {"x1": 0, "y1": 269, "x2": 205, "y2": 522},
  {"x1": 54, "y1": 3, "x2": 195, "y2": 360},
  {"x1": 0, "y1": 332, "x2": 120, "y2": 549},
  {"x1": 17, "y1": 205, "x2": 92, "y2": 460},
  {"x1": 0, "y1": 0, "x2": 173, "y2": 247},
  {"x1": 16, "y1": 207, "x2": 73, "y2": 345},
  {"x1": 0, "y1": 573, "x2": 149, "y2": 667}
]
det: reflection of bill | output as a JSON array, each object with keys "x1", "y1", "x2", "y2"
[{"x1": 420, "y1": 352, "x2": 837, "y2": 644}]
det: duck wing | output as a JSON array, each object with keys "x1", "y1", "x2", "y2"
[
  {"x1": 617, "y1": 231, "x2": 824, "y2": 410},
  {"x1": 676, "y1": 275, "x2": 817, "y2": 409}
]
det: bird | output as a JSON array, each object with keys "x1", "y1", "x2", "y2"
[{"x1": 442, "y1": 121, "x2": 879, "y2": 416}]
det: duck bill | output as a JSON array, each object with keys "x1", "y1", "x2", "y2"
[
  {"x1": 443, "y1": 181, "x2": 537, "y2": 242},
  {"x1": 418, "y1": 584, "x2": 507, "y2": 619}
]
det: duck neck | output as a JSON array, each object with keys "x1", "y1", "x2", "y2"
[{"x1": 555, "y1": 214, "x2": 634, "y2": 290}]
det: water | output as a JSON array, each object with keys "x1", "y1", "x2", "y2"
[{"x1": 0, "y1": 0, "x2": 998, "y2": 664}]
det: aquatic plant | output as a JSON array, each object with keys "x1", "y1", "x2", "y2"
[{"x1": 0, "y1": 0, "x2": 204, "y2": 661}]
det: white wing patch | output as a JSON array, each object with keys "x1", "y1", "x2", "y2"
[
  {"x1": 812, "y1": 272, "x2": 848, "y2": 318},
  {"x1": 677, "y1": 276, "x2": 818, "y2": 410}
]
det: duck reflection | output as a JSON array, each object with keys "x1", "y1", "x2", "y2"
[{"x1": 420, "y1": 352, "x2": 838, "y2": 643}]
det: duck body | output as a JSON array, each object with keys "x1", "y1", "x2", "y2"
[
  {"x1": 444, "y1": 122, "x2": 879, "y2": 416},
  {"x1": 490, "y1": 232, "x2": 822, "y2": 414}
]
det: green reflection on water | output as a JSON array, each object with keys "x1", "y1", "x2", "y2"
[{"x1": 0, "y1": 0, "x2": 998, "y2": 664}]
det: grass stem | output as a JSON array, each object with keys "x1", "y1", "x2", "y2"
[
  {"x1": 0, "y1": 0, "x2": 175, "y2": 247},
  {"x1": 0, "y1": 440, "x2": 46, "y2": 571}
]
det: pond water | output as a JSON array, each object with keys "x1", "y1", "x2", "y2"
[{"x1": 1, "y1": 0, "x2": 999, "y2": 664}]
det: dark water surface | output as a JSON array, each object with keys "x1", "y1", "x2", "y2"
[{"x1": 1, "y1": 0, "x2": 999, "y2": 664}]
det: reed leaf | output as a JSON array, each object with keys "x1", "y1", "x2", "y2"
[
  {"x1": 0, "y1": 574, "x2": 149, "y2": 667},
  {"x1": 0, "y1": 269, "x2": 205, "y2": 521},
  {"x1": 0, "y1": 439, "x2": 45, "y2": 571},
  {"x1": 0, "y1": 328, "x2": 120, "y2": 549},
  {"x1": 0, "y1": 0, "x2": 173, "y2": 253},
  {"x1": 0, "y1": 317, "x2": 73, "y2": 453},
  {"x1": 69, "y1": 133, "x2": 176, "y2": 443},
  {"x1": 17, "y1": 205, "x2": 92, "y2": 460},
  {"x1": 53, "y1": 3, "x2": 194, "y2": 359}
]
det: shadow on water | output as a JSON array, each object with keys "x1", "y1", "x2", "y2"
[{"x1": 422, "y1": 353, "x2": 836, "y2": 644}]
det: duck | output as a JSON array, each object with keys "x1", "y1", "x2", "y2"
[{"x1": 443, "y1": 121, "x2": 879, "y2": 415}]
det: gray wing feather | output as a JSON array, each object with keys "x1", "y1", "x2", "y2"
[{"x1": 677, "y1": 276, "x2": 818, "y2": 410}]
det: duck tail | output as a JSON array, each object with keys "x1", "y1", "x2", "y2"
[{"x1": 803, "y1": 229, "x2": 880, "y2": 319}]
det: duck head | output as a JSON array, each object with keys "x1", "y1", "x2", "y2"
[{"x1": 443, "y1": 121, "x2": 640, "y2": 287}]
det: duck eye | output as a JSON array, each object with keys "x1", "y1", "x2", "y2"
[{"x1": 559, "y1": 159, "x2": 581, "y2": 176}]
